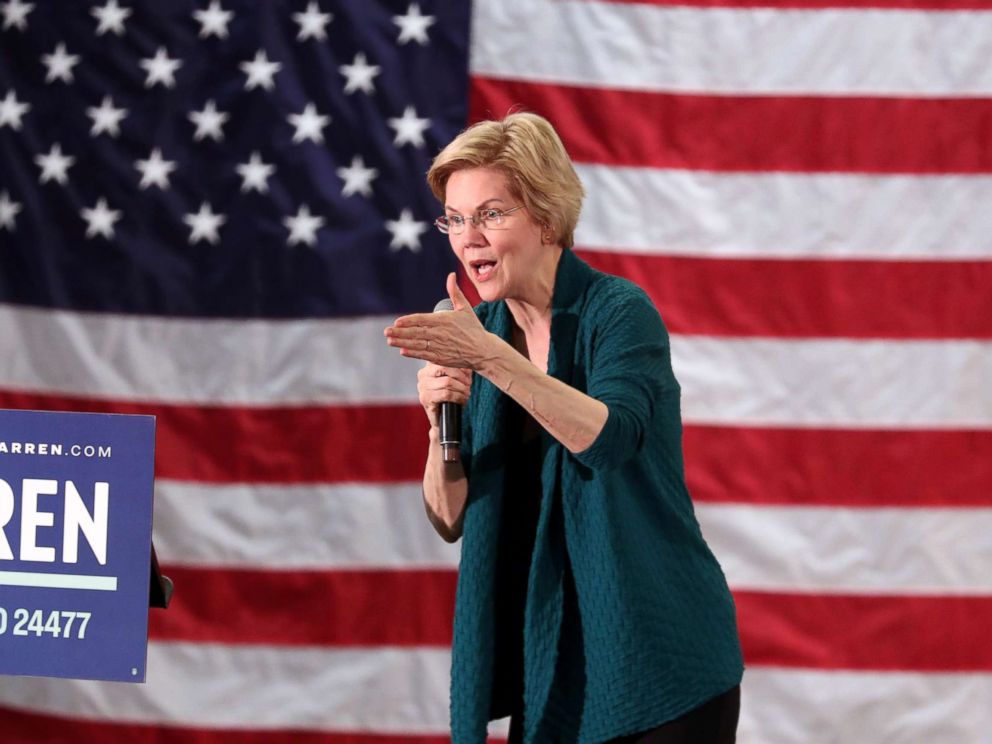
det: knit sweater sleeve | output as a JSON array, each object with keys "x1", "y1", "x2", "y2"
[
  {"x1": 458, "y1": 302, "x2": 492, "y2": 480},
  {"x1": 572, "y1": 281, "x2": 675, "y2": 471}
]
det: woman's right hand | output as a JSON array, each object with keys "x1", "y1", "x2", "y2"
[{"x1": 417, "y1": 363, "x2": 472, "y2": 429}]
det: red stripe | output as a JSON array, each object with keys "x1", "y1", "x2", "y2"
[
  {"x1": 1, "y1": 393, "x2": 987, "y2": 507},
  {"x1": 599, "y1": 0, "x2": 992, "y2": 8},
  {"x1": 736, "y1": 591, "x2": 992, "y2": 671},
  {"x1": 470, "y1": 77, "x2": 992, "y2": 174},
  {"x1": 150, "y1": 566, "x2": 456, "y2": 647},
  {"x1": 0, "y1": 390, "x2": 428, "y2": 483},
  {"x1": 0, "y1": 708, "x2": 451, "y2": 744},
  {"x1": 148, "y1": 566, "x2": 992, "y2": 671},
  {"x1": 578, "y1": 250, "x2": 992, "y2": 339},
  {"x1": 685, "y1": 426, "x2": 992, "y2": 507}
]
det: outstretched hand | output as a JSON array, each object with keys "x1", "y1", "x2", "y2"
[{"x1": 384, "y1": 273, "x2": 496, "y2": 369}]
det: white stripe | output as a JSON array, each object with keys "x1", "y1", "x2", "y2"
[
  {"x1": 575, "y1": 165, "x2": 992, "y2": 260},
  {"x1": 0, "y1": 303, "x2": 419, "y2": 404},
  {"x1": 153, "y1": 480, "x2": 460, "y2": 570},
  {"x1": 0, "y1": 571, "x2": 117, "y2": 591},
  {"x1": 471, "y1": 0, "x2": 992, "y2": 97},
  {"x1": 1, "y1": 651, "x2": 988, "y2": 741},
  {"x1": 673, "y1": 336, "x2": 992, "y2": 428},
  {"x1": 0, "y1": 642, "x2": 452, "y2": 732},
  {"x1": 3, "y1": 305, "x2": 992, "y2": 427},
  {"x1": 697, "y1": 504, "x2": 992, "y2": 595},
  {"x1": 153, "y1": 482, "x2": 992, "y2": 597},
  {"x1": 739, "y1": 668, "x2": 992, "y2": 744}
]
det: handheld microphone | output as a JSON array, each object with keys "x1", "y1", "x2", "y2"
[{"x1": 433, "y1": 298, "x2": 460, "y2": 462}]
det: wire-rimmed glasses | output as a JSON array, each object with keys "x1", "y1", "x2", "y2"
[{"x1": 434, "y1": 206, "x2": 523, "y2": 235}]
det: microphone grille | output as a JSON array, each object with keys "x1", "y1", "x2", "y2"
[{"x1": 433, "y1": 298, "x2": 454, "y2": 313}]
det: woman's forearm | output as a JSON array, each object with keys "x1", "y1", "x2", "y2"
[
  {"x1": 476, "y1": 335, "x2": 608, "y2": 454},
  {"x1": 422, "y1": 425, "x2": 468, "y2": 542}
]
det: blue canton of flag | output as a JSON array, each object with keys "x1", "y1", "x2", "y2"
[{"x1": 0, "y1": 0, "x2": 467, "y2": 317}]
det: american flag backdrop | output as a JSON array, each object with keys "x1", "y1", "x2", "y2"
[{"x1": 1, "y1": 0, "x2": 991, "y2": 741}]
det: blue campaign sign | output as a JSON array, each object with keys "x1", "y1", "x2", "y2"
[{"x1": 0, "y1": 409, "x2": 156, "y2": 683}]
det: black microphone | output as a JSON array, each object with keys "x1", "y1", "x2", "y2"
[{"x1": 433, "y1": 298, "x2": 460, "y2": 462}]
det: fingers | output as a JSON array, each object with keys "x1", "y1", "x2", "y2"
[
  {"x1": 395, "y1": 340, "x2": 437, "y2": 363},
  {"x1": 431, "y1": 363, "x2": 471, "y2": 382},
  {"x1": 422, "y1": 380, "x2": 470, "y2": 403},
  {"x1": 417, "y1": 364, "x2": 471, "y2": 405},
  {"x1": 388, "y1": 313, "x2": 436, "y2": 329},
  {"x1": 417, "y1": 363, "x2": 471, "y2": 386},
  {"x1": 418, "y1": 379, "x2": 471, "y2": 409},
  {"x1": 436, "y1": 369, "x2": 472, "y2": 388},
  {"x1": 384, "y1": 321, "x2": 430, "y2": 339},
  {"x1": 384, "y1": 293, "x2": 481, "y2": 368},
  {"x1": 384, "y1": 324, "x2": 431, "y2": 358}
]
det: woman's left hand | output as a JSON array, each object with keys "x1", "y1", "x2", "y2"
[{"x1": 384, "y1": 273, "x2": 496, "y2": 369}]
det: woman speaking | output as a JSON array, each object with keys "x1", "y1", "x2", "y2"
[{"x1": 384, "y1": 113, "x2": 743, "y2": 743}]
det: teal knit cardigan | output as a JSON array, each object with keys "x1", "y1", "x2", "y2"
[{"x1": 450, "y1": 249, "x2": 743, "y2": 743}]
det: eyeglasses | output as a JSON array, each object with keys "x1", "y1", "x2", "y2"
[{"x1": 434, "y1": 206, "x2": 523, "y2": 235}]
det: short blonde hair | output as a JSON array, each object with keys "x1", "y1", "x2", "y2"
[{"x1": 427, "y1": 112, "x2": 585, "y2": 249}]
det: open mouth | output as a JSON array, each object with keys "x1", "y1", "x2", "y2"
[{"x1": 468, "y1": 258, "x2": 497, "y2": 281}]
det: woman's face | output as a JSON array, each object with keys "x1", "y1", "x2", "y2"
[{"x1": 443, "y1": 167, "x2": 545, "y2": 304}]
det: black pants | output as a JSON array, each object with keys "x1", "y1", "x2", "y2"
[{"x1": 507, "y1": 684, "x2": 740, "y2": 743}]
